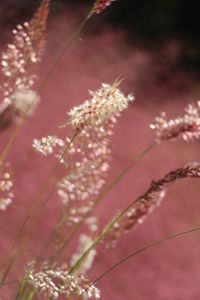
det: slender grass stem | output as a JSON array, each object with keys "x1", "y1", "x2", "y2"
[
  {"x1": 0, "y1": 8, "x2": 93, "y2": 163},
  {"x1": 13, "y1": 148, "x2": 34, "y2": 173},
  {"x1": 0, "y1": 131, "x2": 78, "y2": 286},
  {"x1": 15, "y1": 277, "x2": 27, "y2": 300},
  {"x1": 54, "y1": 206, "x2": 69, "y2": 251},
  {"x1": 25, "y1": 289, "x2": 35, "y2": 300},
  {"x1": 91, "y1": 226, "x2": 200, "y2": 286},
  {"x1": 36, "y1": 200, "x2": 68, "y2": 265}
]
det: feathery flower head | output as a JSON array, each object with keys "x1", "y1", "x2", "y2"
[
  {"x1": 93, "y1": 0, "x2": 115, "y2": 14},
  {"x1": 0, "y1": 162, "x2": 14, "y2": 211},
  {"x1": 68, "y1": 81, "x2": 134, "y2": 130},
  {"x1": 26, "y1": 262, "x2": 100, "y2": 299},
  {"x1": 150, "y1": 101, "x2": 200, "y2": 142}
]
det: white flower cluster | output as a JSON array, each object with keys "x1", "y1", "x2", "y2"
[
  {"x1": 68, "y1": 82, "x2": 134, "y2": 130},
  {"x1": 33, "y1": 135, "x2": 64, "y2": 156},
  {"x1": 70, "y1": 234, "x2": 96, "y2": 275},
  {"x1": 26, "y1": 262, "x2": 100, "y2": 299},
  {"x1": 0, "y1": 162, "x2": 14, "y2": 211},
  {"x1": 12, "y1": 89, "x2": 40, "y2": 119}
]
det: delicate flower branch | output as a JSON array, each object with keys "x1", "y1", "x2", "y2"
[
  {"x1": 33, "y1": 135, "x2": 65, "y2": 156},
  {"x1": 150, "y1": 101, "x2": 200, "y2": 142},
  {"x1": 0, "y1": 162, "x2": 14, "y2": 211}
]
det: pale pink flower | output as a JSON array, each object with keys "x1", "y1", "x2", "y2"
[{"x1": 150, "y1": 101, "x2": 200, "y2": 142}]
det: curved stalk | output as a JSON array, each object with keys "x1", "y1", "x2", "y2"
[{"x1": 92, "y1": 226, "x2": 200, "y2": 285}]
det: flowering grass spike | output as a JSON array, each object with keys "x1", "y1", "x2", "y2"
[{"x1": 68, "y1": 81, "x2": 134, "y2": 130}]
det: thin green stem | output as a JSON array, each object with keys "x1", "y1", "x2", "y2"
[
  {"x1": 36, "y1": 200, "x2": 68, "y2": 265},
  {"x1": 54, "y1": 206, "x2": 69, "y2": 251},
  {"x1": 0, "y1": 131, "x2": 78, "y2": 286},
  {"x1": 25, "y1": 289, "x2": 35, "y2": 300},
  {"x1": 15, "y1": 277, "x2": 27, "y2": 300},
  {"x1": 49, "y1": 222, "x2": 81, "y2": 264},
  {"x1": 0, "y1": 8, "x2": 93, "y2": 163}
]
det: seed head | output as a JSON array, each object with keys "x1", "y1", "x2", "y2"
[{"x1": 68, "y1": 81, "x2": 134, "y2": 130}]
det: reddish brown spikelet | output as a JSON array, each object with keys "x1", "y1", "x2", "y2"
[
  {"x1": 109, "y1": 162, "x2": 200, "y2": 246},
  {"x1": 93, "y1": 0, "x2": 114, "y2": 14},
  {"x1": 29, "y1": 0, "x2": 50, "y2": 42}
]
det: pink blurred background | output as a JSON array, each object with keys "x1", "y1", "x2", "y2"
[{"x1": 0, "y1": 1, "x2": 200, "y2": 299}]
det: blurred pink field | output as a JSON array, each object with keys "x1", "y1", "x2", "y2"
[{"x1": 0, "y1": 4, "x2": 200, "y2": 300}]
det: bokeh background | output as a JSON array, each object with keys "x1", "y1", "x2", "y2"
[{"x1": 0, "y1": 1, "x2": 200, "y2": 299}]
